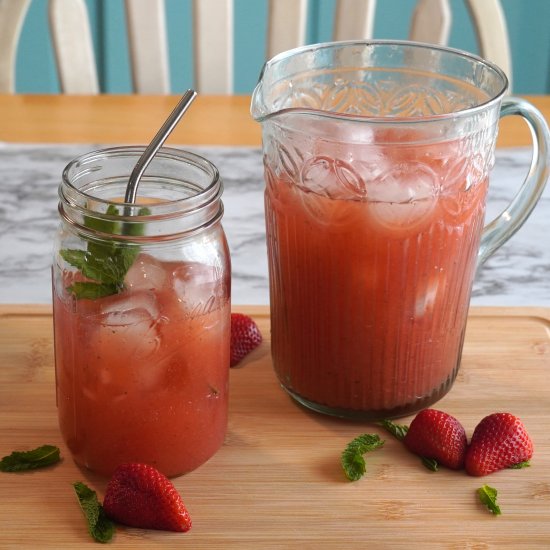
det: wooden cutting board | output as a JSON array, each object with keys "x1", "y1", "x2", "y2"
[{"x1": 1, "y1": 305, "x2": 549, "y2": 549}]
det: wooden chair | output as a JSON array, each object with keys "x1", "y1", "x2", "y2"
[
  {"x1": 0, "y1": 0, "x2": 31, "y2": 94},
  {"x1": 0, "y1": 0, "x2": 512, "y2": 95}
]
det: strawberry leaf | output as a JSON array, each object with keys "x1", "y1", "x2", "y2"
[
  {"x1": 73, "y1": 482, "x2": 115, "y2": 543},
  {"x1": 341, "y1": 434, "x2": 385, "y2": 481},
  {"x1": 378, "y1": 419, "x2": 409, "y2": 440},
  {"x1": 0, "y1": 444, "x2": 60, "y2": 472},
  {"x1": 477, "y1": 484, "x2": 502, "y2": 515}
]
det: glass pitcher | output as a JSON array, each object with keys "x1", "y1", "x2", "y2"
[{"x1": 251, "y1": 41, "x2": 549, "y2": 420}]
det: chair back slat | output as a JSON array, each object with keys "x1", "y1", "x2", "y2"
[
  {"x1": 125, "y1": 0, "x2": 170, "y2": 94},
  {"x1": 48, "y1": 0, "x2": 98, "y2": 94},
  {"x1": 266, "y1": 0, "x2": 307, "y2": 59},
  {"x1": 465, "y1": 0, "x2": 512, "y2": 87},
  {"x1": 5, "y1": 0, "x2": 513, "y2": 94},
  {"x1": 0, "y1": 0, "x2": 31, "y2": 93},
  {"x1": 193, "y1": 0, "x2": 233, "y2": 94},
  {"x1": 333, "y1": 0, "x2": 377, "y2": 41},
  {"x1": 409, "y1": 0, "x2": 451, "y2": 45}
]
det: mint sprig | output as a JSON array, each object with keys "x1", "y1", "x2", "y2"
[
  {"x1": 341, "y1": 434, "x2": 385, "y2": 481},
  {"x1": 60, "y1": 246, "x2": 137, "y2": 299},
  {"x1": 73, "y1": 482, "x2": 115, "y2": 543},
  {"x1": 60, "y1": 205, "x2": 150, "y2": 300},
  {"x1": 0, "y1": 444, "x2": 61, "y2": 472},
  {"x1": 477, "y1": 484, "x2": 502, "y2": 515},
  {"x1": 379, "y1": 418, "x2": 440, "y2": 472},
  {"x1": 378, "y1": 419, "x2": 409, "y2": 440}
]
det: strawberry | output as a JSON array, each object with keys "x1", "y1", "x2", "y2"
[
  {"x1": 465, "y1": 412, "x2": 534, "y2": 476},
  {"x1": 230, "y1": 313, "x2": 262, "y2": 367},
  {"x1": 103, "y1": 463, "x2": 191, "y2": 532},
  {"x1": 403, "y1": 409, "x2": 467, "y2": 469}
]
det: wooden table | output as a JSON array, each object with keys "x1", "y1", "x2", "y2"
[
  {"x1": 0, "y1": 95, "x2": 260, "y2": 145},
  {"x1": 0, "y1": 94, "x2": 549, "y2": 147},
  {"x1": 1, "y1": 305, "x2": 549, "y2": 548}
]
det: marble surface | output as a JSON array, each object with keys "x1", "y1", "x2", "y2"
[{"x1": 0, "y1": 143, "x2": 548, "y2": 306}]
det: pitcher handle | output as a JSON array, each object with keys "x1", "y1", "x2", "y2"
[{"x1": 477, "y1": 96, "x2": 550, "y2": 267}]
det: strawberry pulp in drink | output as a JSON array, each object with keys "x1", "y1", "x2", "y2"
[{"x1": 265, "y1": 128, "x2": 489, "y2": 418}]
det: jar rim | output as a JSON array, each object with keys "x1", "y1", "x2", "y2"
[
  {"x1": 59, "y1": 146, "x2": 224, "y2": 241},
  {"x1": 61, "y1": 146, "x2": 221, "y2": 210}
]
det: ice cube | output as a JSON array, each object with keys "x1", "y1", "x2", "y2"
[
  {"x1": 310, "y1": 117, "x2": 377, "y2": 151},
  {"x1": 299, "y1": 155, "x2": 337, "y2": 197},
  {"x1": 368, "y1": 162, "x2": 437, "y2": 230},
  {"x1": 87, "y1": 290, "x2": 165, "y2": 392},
  {"x1": 99, "y1": 289, "x2": 160, "y2": 326},
  {"x1": 170, "y1": 261, "x2": 223, "y2": 319},
  {"x1": 298, "y1": 187, "x2": 359, "y2": 231},
  {"x1": 124, "y1": 253, "x2": 167, "y2": 292},
  {"x1": 415, "y1": 275, "x2": 443, "y2": 317},
  {"x1": 299, "y1": 155, "x2": 369, "y2": 201}
]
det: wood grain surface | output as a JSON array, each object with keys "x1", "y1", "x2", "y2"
[
  {"x1": 0, "y1": 305, "x2": 549, "y2": 549},
  {"x1": 0, "y1": 94, "x2": 548, "y2": 148}
]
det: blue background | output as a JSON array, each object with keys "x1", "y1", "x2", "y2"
[{"x1": 15, "y1": 0, "x2": 550, "y2": 94}]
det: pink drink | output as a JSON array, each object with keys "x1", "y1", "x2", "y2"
[
  {"x1": 265, "y1": 132, "x2": 489, "y2": 417},
  {"x1": 53, "y1": 254, "x2": 230, "y2": 476}
]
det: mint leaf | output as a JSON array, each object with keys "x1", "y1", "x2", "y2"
[
  {"x1": 87, "y1": 240, "x2": 118, "y2": 263},
  {"x1": 378, "y1": 419, "x2": 409, "y2": 440},
  {"x1": 73, "y1": 482, "x2": 115, "y2": 543},
  {"x1": 84, "y1": 204, "x2": 121, "y2": 236},
  {"x1": 60, "y1": 205, "x2": 144, "y2": 300},
  {"x1": 509, "y1": 461, "x2": 530, "y2": 469},
  {"x1": 124, "y1": 206, "x2": 152, "y2": 236},
  {"x1": 84, "y1": 205, "x2": 121, "y2": 260},
  {"x1": 341, "y1": 434, "x2": 385, "y2": 481},
  {"x1": 112, "y1": 246, "x2": 140, "y2": 277},
  {"x1": 378, "y1": 419, "x2": 439, "y2": 471},
  {"x1": 59, "y1": 249, "x2": 89, "y2": 271},
  {"x1": 421, "y1": 456, "x2": 439, "y2": 472},
  {"x1": 60, "y1": 250, "x2": 124, "y2": 285},
  {"x1": 477, "y1": 484, "x2": 502, "y2": 515},
  {"x1": 67, "y1": 282, "x2": 120, "y2": 300},
  {"x1": 0, "y1": 444, "x2": 60, "y2": 472}
]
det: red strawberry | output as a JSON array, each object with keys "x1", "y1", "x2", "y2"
[
  {"x1": 230, "y1": 313, "x2": 262, "y2": 367},
  {"x1": 403, "y1": 409, "x2": 467, "y2": 469},
  {"x1": 103, "y1": 463, "x2": 191, "y2": 532},
  {"x1": 465, "y1": 412, "x2": 534, "y2": 476}
]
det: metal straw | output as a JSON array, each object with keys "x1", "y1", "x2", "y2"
[{"x1": 124, "y1": 89, "x2": 198, "y2": 204}]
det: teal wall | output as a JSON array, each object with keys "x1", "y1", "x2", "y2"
[{"x1": 15, "y1": 0, "x2": 550, "y2": 94}]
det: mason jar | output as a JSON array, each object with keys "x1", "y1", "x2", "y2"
[{"x1": 52, "y1": 146, "x2": 231, "y2": 477}]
